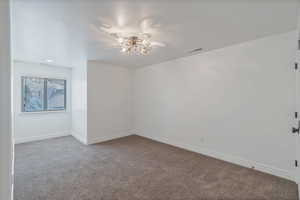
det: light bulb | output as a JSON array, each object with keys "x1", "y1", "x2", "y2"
[
  {"x1": 142, "y1": 39, "x2": 150, "y2": 46},
  {"x1": 118, "y1": 37, "x2": 124, "y2": 44}
]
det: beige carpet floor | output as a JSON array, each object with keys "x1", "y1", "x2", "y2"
[{"x1": 14, "y1": 135, "x2": 298, "y2": 200}]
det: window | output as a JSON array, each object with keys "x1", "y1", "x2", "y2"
[{"x1": 22, "y1": 76, "x2": 66, "y2": 112}]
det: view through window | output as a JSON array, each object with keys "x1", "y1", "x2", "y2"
[{"x1": 22, "y1": 77, "x2": 66, "y2": 112}]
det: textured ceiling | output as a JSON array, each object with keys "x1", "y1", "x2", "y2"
[{"x1": 12, "y1": 0, "x2": 299, "y2": 68}]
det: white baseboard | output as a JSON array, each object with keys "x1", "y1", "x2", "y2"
[
  {"x1": 87, "y1": 131, "x2": 132, "y2": 145},
  {"x1": 137, "y1": 133, "x2": 294, "y2": 181},
  {"x1": 14, "y1": 131, "x2": 70, "y2": 144},
  {"x1": 71, "y1": 130, "x2": 87, "y2": 145}
]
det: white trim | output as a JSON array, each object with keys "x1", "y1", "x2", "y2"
[
  {"x1": 298, "y1": 184, "x2": 300, "y2": 199},
  {"x1": 19, "y1": 110, "x2": 68, "y2": 115},
  {"x1": 71, "y1": 130, "x2": 87, "y2": 145},
  {"x1": 87, "y1": 131, "x2": 132, "y2": 145},
  {"x1": 18, "y1": 72, "x2": 69, "y2": 81},
  {"x1": 136, "y1": 133, "x2": 294, "y2": 181},
  {"x1": 14, "y1": 131, "x2": 70, "y2": 144}
]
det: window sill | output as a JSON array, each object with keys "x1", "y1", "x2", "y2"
[{"x1": 19, "y1": 110, "x2": 68, "y2": 115}]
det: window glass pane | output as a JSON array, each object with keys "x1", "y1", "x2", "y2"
[
  {"x1": 22, "y1": 77, "x2": 45, "y2": 112},
  {"x1": 47, "y1": 79, "x2": 66, "y2": 111}
]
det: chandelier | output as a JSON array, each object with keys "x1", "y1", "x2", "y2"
[{"x1": 112, "y1": 33, "x2": 153, "y2": 55}]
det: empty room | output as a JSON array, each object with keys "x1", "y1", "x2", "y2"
[{"x1": 1, "y1": 0, "x2": 300, "y2": 200}]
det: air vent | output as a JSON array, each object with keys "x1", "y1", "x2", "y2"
[{"x1": 189, "y1": 48, "x2": 203, "y2": 54}]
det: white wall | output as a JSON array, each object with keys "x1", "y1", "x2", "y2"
[
  {"x1": 133, "y1": 31, "x2": 297, "y2": 180},
  {"x1": 87, "y1": 61, "x2": 132, "y2": 144},
  {"x1": 71, "y1": 64, "x2": 87, "y2": 144},
  {"x1": 13, "y1": 61, "x2": 72, "y2": 144},
  {"x1": 0, "y1": 0, "x2": 12, "y2": 199}
]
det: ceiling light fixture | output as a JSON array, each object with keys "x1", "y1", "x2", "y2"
[
  {"x1": 111, "y1": 33, "x2": 155, "y2": 55},
  {"x1": 91, "y1": 21, "x2": 167, "y2": 56},
  {"x1": 45, "y1": 59, "x2": 53, "y2": 63}
]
